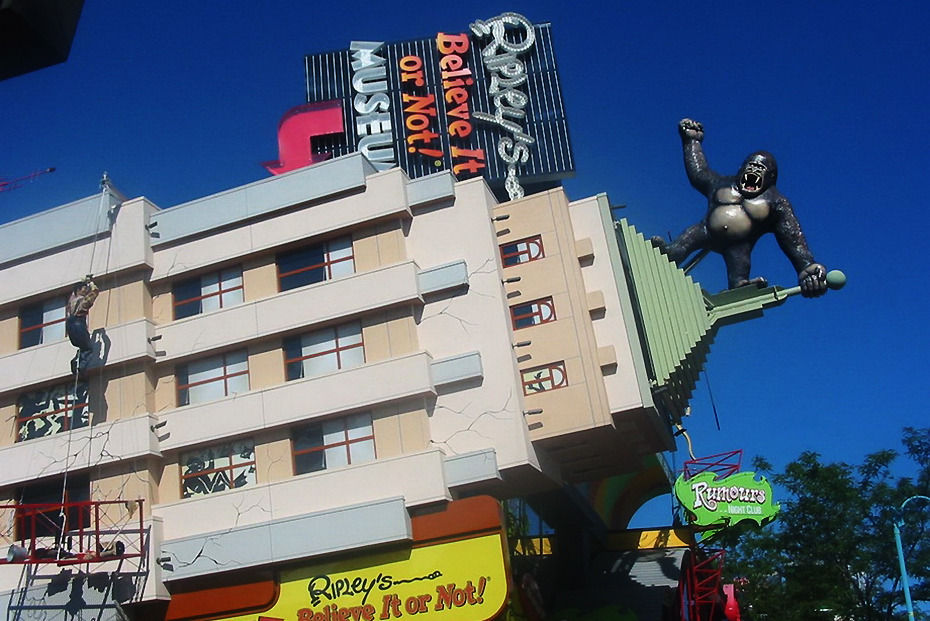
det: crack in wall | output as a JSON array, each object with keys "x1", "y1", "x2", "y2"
[
  {"x1": 163, "y1": 533, "x2": 229, "y2": 570},
  {"x1": 232, "y1": 495, "x2": 272, "y2": 528},
  {"x1": 420, "y1": 299, "x2": 479, "y2": 332},
  {"x1": 162, "y1": 491, "x2": 269, "y2": 573},
  {"x1": 432, "y1": 388, "x2": 517, "y2": 455}
]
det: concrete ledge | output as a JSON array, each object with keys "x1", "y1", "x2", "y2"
[
  {"x1": 406, "y1": 172, "x2": 455, "y2": 209},
  {"x1": 155, "y1": 262, "x2": 421, "y2": 363},
  {"x1": 154, "y1": 450, "x2": 450, "y2": 541},
  {"x1": 152, "y1": 153, "x2": 377, "y2": 246},
  {"x1": 0, "y1": 191, "x2": 119, "y2": 267},
  {"x1": 417, "y1": 260, "x2": 468, "y2": 296},
  {"x1": 159, "y1": 496, "x2": 410, "y2": 582},
  {"x1": 0, "y1": 413, "x2": 162, "y2": 488},
  {"x1": 444, "y1": 449, "x2": 500, "y2": 489},
  {"x1": 0, "y1": 199, "x2": 154, "y2": 307},
  {"x1": 149, "y1": 162, "x2": 414, "y2": 283},
  {"x1": 0, "y1": 318, "x2": 155, "y2": 396},
  {"x1": 156, "y1": 351, "x2": 436, "y2": 451},
  {"x1": 430, "y1": 351, "x2": 482, "y2": 387}
]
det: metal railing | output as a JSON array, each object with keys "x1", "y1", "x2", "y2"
[{"x1": 1, "y1": 498, "x2": 145, "y2": 565}]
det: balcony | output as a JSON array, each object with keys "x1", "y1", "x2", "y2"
[
  {"x1": 149, "y1": 162, "x2": 427, "y2": 282},
  {"x1": 154, "y1": 262, "x2": 422, "y2": 362},
  {"x1": 155, "y1": 351, "x2": 436, "y2": 451},
  {"x1": 154, "y1": 449, "x2": 450, "y2": 541},
  {"x1": 0, "y1": 197, "x2": 153, "y2": 306},
  {"x1": 0, "y1": 318, "x2": 155, "y2": 395},
  {"x1": 0, "y1": 413, "x2": 161, "y2": 488}
]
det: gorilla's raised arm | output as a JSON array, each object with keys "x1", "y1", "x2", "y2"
[{"x1": 679, "y1": 119, "x2": 723, "y2": 197}]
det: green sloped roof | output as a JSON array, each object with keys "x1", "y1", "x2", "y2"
[
  {"x1": 615, "y1": 219, "x2": 712, "y2": 421},
  {"x1": 614, "y1": 219, "x2": 792, "y2": 422}
]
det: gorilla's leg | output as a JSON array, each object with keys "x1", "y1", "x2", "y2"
[
  {"x1": 722, "y1": 244, "x2": 767, "y2": 289},
  {"x1": 663, "y1": 222, "x2": 709, "y2": 264}
]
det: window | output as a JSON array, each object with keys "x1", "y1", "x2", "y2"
[
  {"x1": 277, "y1": 236, "x2": 354, "y2": 292},
  {"x1": 17, "y1": 381, "x2": 90, "y2": 442},
  {"x1": 180, "y1": 440, "x2": 256, "y2": 498},
  {"x1": 510, "y1": 297, "x2": 556, "y2": 330},
  {"x1": 284, "y1": 322, "x2": 364, "y2": 381},
  {"x1": 176, "y1": 350, "x2": 249, "y2": 406},
  {"x1": 500, "y1": 235, "x2": 544, "y2": 267},
  {"x1": 521, "y1": 361, "x2": 568, "y2": 395},
  {"x1": 19, "y1": 296, "x2": 66, "y2": 349},
  {"x1": 173, "y1": 267, "x2": 244, "y2": 320},
  {"x1": 16, "y1": 475, "x2": 90, "y2": 539},
  {"x1": 292, "y1": 413, "x2": 375, "y2": 475}
]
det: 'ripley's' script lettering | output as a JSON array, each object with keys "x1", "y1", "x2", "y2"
[
  {"x1": 350, "y1": 41, "x2": 396, "y2": 170},
  {"x1": 308, "y1": 571, "x2": 443, "y2": 607},
  {"x1": 309, "y1": 572, "x2": 391, "y2": 606},
  {"x1": 470, "y1": 12, "x2": 537, "y2": 200}
]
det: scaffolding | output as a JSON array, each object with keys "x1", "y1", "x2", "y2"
[
  {"x1": 1, "y1": 498, "x2": 144, "y2": 566},
  {"x1": 677, "y1": 451, "x2": 742, "y2": 621}
]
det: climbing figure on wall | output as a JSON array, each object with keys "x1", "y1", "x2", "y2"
[{"x1": 66, "y1": 275, "x2": 99, "y2": 379}]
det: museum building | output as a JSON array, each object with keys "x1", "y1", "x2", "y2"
[{"x1": 0, "y1": 151, "x2": 713, "y2": 619}]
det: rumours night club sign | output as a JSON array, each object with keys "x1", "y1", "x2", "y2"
[
  {"x1": 674, "y1": 470, "x2": 780, "y2": 532},
  {"x1": 266, "y1": 12, "x2": 574, "y2": 200}
]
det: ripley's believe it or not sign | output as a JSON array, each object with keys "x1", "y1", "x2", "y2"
[
  {"x1": 674, "y1": 470, "x2": 780, "y2": 533},
  {"x1": 164, "y1": 497, "x2": 509, "y2": 621},
  {"x1": 218, "y1": 535, "x2": 507, "y2": 621},
  {"x1": 270, "y1": 12, "x2": 574, "y2": 200}
]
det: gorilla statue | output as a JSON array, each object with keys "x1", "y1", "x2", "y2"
[{"x1": 652, "y1": 119, "x2": 827, "y2": 297}]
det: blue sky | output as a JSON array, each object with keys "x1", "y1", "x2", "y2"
[{"x1": 2, "y1": 2, "x2": 928, "y2": 527}]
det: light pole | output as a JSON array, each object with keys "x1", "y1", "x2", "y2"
[{"x1": 894, "y1": 495, "x2": 930, "y2": 621}]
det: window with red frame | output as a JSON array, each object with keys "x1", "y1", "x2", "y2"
[
  {"x1": 277, "y1": 236, "x2": 354, "y2": 292},
  {"x1": 16, "y1": 381, "x2": 90, "y2": 442},
  {"x1": 521, "y1": 361, "x2": 568, "y2": 395},
  {"x1": 180, "y1": 440, "x2": 256, "y2": 498},
  {"x1": 172, "y1": 267, "x2": 244, "y2": 320},
  {"x1": 283, "y1": 322, "x2": 364, "y2": 381},
  {"x1": 18, "y1": 296, "x2": 67, "y2": 349},
  {"x1": 291, "y1": 413, "x2": 375, "y2": 475},
  {"x1": 510, "y1": 297, "x2": 556, "y2": 330},
  {"x1": 500, "y1": 235, "x2": 544, "y2": 267},
  {"x1": 176, "y1": 350, "x2": 249, "y2": 406}
]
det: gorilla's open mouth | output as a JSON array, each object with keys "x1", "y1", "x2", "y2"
[{"x1": 740, "y1": 171, "x2": 762, "y2": 193}]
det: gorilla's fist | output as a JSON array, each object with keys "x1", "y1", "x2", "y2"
[
  {"x1": 679, "y1": 118, "x2": 704, "y2": 142},
  {"x1": 798, "y1": 263, "x2": 827, "y2": 298}
]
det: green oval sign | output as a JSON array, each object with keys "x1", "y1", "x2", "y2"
[{"x1": 674, "y1": 470, "x2": 780, "y2": 531}]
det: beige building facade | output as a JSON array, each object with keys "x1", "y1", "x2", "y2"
[{"x1": 0, "y1": 154, "x2": 671, "y2": 619}]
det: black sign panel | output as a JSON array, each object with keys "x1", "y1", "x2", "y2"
[{"x1": 304, "y1": 12, "x2": 574, "y2": 200}]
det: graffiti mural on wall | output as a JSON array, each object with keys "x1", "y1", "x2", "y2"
[
  {"x1": 180, "y1": 440, "x2": 256, "y2": 498},
  {"x1": 16, "y1": 381, "x2": 90, "y2": 441}
]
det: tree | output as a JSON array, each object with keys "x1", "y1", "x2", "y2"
[{"x1": 719, "y1": 427, "x2": 930, "y2": 620}]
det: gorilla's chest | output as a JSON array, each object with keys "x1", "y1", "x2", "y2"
[{"x1": 708, "y1": 186, "x2": 771, "y2": 240}]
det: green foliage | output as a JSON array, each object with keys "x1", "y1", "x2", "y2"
[{"x1": 719, "y1": 427, "x2": 930, "y2": 621}]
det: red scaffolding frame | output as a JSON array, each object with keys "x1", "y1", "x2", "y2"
[
  {"x1": 0, "y1": 498, "x2": 145, "y2": 565},
  {"x1": 682, "y1": 449, "x2": 742, "y2": 481},
  {"x1": 677, "y1": 451, "x2": 743, "y2": 621},
  {"x1": 680, "y1": 547, "x2": 727, "y2": 621}
]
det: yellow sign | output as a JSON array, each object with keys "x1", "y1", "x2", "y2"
[{"x1": 221, "y1": 534, "x2": 508, "y2": 621}]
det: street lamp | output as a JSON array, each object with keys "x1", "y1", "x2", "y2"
[{"x1": 893, "y1": 495, "x2": 930, "y2": 621}]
